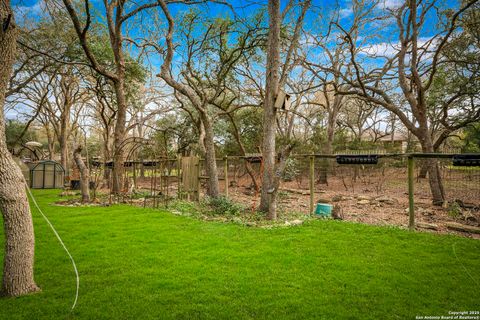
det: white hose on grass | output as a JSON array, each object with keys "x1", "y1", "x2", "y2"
[
  {"x1": 452, "y1": 242, "x2": 479, "y2": 286},
  {"x1": 26, "y1": 185, "x2": 79, "y2": 311}
]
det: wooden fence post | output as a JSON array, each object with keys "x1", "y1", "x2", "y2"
[
  {"x1": 197, "y1": 160, "x2": 201, "y2": 201},
  {"x1": 177, "y1": 155, "x2": 182, "y2": 199},
  {"x1": 309, "y1": 156, "x2": 315, "y2": 214},
  {"x1": 408, "y1": 156, "x2": 415, "y2": 230},
  {"x1": 224, "y1": 156, "x2": 229, "y2": 198}
]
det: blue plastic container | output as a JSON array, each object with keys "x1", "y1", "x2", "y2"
[{"x1": 315, "y1": 203, "x2": 332, "y2": 216}]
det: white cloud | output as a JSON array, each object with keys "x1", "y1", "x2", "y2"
[
  {"x1": 339, "y1": 7, "x2": 353, "y2": 18},
  {"x1": 298, "y1": 33, "x2": 317, "y2": 47},
  {"x1": 360, "y1": 41, "x2": 400, "y2": 57},
  {"x1": 383, "y1": 0, "x2": 403, "y2": 9},
  {"x1": 360, "y1": 37, "x2": 435, "y2": 58}
]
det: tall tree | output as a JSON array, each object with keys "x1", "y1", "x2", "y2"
[
  {"x1": 260, "y1": 0, "x2": 311, "y2": 219},
  {"x1": 337, "y1": 0, "x2": 479, "y2": 205},
  {"x1": 157, "y1": 5, "x2": 260, "y2": 198},
  {"x1": 0, "y1": 0, "x2": 39, "y2": 296},
  {"x1": 60, "y1": 0, "x2": 138, "y2": 194}
]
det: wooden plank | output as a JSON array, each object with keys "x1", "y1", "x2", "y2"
[
  {"x1": 181, "y1": 156, "x2": 199, "y2": 201},
  {"x1": 446, "y1": 223, "x2": 480, "y2": 234}
]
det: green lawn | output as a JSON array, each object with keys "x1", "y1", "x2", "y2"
[{"x1": 0, "y1": 190, "x2": 479, "y2": 320}]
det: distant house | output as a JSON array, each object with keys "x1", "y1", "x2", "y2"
[
  {"x1": 359, "y1": 130, "x2": 411, "y2": 153},
  {"x1": 376, "y1": 133, "x2": 409, "y2": 153}
]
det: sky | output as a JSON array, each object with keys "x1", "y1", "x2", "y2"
[
  {"x1": 9, "y1": 0, "x2": 462, "y2": 122},
  {"x1": 7, "y1": 0, "x2": 470, "y2": 155},
  {"x1": 12, "y1": 0, "x2": 454, "y2": 55}
]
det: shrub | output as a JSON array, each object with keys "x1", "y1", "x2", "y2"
[
  {"x1": 282, "y1": 158, "x2": 300, "y2": 181},
  {"x1": 447, "y1": 201, "x2": 462, "y2": 218},
  {"x1": 204, "y1": 196, "x2": 244, "y2": 216}
]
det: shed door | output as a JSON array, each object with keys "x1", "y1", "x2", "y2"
[
  {"x1": 55, "y1": 170, "x2": 64, "y2": 188},
  {"x1": 44, "y1": 163, "x2": 55, "y2": 188},
  {"x1": 32, "y1": 164, "x2": 44, "y2": 188}
]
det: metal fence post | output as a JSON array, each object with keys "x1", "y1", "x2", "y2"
[
  {"x1": 224, "y1": 156, "x2": 229, "y2": 198},
  {"x1": 408, "y1": 155, "x2": 415, "y2": 230},
  {"x1": 309, "y1": 156, "x2": 315, "y2": 214}
]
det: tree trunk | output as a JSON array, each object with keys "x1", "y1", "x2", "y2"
[
  {"x1": 102, "y1": 134, "x2": 111, "y2": 183},
  {"x1": 45, "y1": 124, "x2": 54, "y2": 160},
  {"x1": 318, "y1": 112, "x2": 336, "y2": 184},
  {"x1": 112, "y1": 77, "x2": 126, "y2": 194},
  {"x1": 60, "y1": 139, "x2": 68, "y2": 175},
  {"x1": 227, "y1": 113, "x2": 260, "y2": 191},
  {"x1": 420, "y1": 137, "x2": 445, "y2": 205},
  {"x1": 418, "y1": 164, "x2": 428, "y2": 179},
  {"x1": 73, "y1": 145, "x2": 90, "y2": 203},
  {"x1": 59, "y1": 100, "x2": 71, "y2": 174},
  {"x1": 201, "y1": 113, "x2": 220, "y2": 198},
  {"x1": 418, "y1": 142, "x2": 441, "y2": 179},
  {"x1": 198, "y1": 119, "x2": 206, "y2": 155},
  {"x1": 259, "y1": 0, "x2": 281, "y2": 219},
  {"x1": 0, "y1": 0, "x2": 39, "y2": 297}
]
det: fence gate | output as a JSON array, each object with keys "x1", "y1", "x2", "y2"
[{"x1": 180, "y1": 156, "x2": 200, "y2": 201}]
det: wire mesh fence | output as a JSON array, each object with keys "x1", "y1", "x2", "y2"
[
  {"x1": 414, "y1": 158, "x2": 480, "y2": 206},
  {"x1": 99, "y1": 153, "x2": 479, "y2": 232}
]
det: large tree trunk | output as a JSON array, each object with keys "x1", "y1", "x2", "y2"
[
  {"x1": 414, "y1": 105, "x2": 445, "y2": 205},
  {"x1": 0, "y1": 0, "x2": 39, "y2": 297},
  {"x1": 59, "y1": 138, "x2": 68, "y2": 174},
  {"x1": 112, "y1": 77, "x2": 126, "y2": 194},
  {"x1": 418, "y1": 142, "x2": 441, "y2": 179},
  {"x1": 73, "y1": 145, "x2": 90, "y2": 203},
  {"x1": 419, "y1": 135, "x2": 445, "y2": 205},
  {"x1": 201, "y1": 114, "x2": 220, "y2": 198},
  {"x1": 259, "y1": 0, "x2": 281, "y2": 219}
]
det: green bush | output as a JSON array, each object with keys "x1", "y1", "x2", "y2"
[
  {"x1": 447, "y1": 201, "x2": 462, "y2": 218},
  {"x1": 282, "y1": 158, "x2": 300, "y2": 181},
  {"x1": 170, "y1": 199, "x2": 198, "y2": 215},
  {"x1": 204, "y1": 196, "x2": 244, "y2": 216}
]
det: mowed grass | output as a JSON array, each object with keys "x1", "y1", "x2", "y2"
[{"x1": 0, "y1": 190, "x2": 479, "y2": 320}]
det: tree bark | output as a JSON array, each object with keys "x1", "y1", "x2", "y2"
[
  {"x1": 112, "y1": 77, "x2": 126, "y2": 194},
  {"x1": 58, "y1": 74, "x2": 72, "y2": 173},
  {"x1": 318, "y1": 110, "x2": 337, "y2": 184},
  {"x1": 0, "y1": 0, "x2": 39, "y2": 296},
  {"x1": 418, "y1": 164, "x2": 428, "y2": 179},
  {"x1": 73, "y1": 145, "x2": 90, "y2": 203},
  {"x1": 102, "y1": 132, "x2": 111, "y2": 183},
  {"x1": 59, "y1": 120, "x2": 69, "y2": 174},
  {"x1": 200, "y1": 113, "x2": 220, "y2": 198},
  {"x1": 45, "y1": 124, "x2": 54, "y2": 160},
  {"x1": 419, "y1": 134, "x2": 445, "y2": 205},
  {"x1": 259, "y1": 0, "x2": 281, "y2": 219}
]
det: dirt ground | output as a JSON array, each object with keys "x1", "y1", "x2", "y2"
[{"x1": 224, "y1": 166, "x2": 480, "y2": 238}]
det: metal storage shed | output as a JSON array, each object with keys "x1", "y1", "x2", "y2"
[{"x1": 29, "y1": 160, "x2": 65, "y2": 189}]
